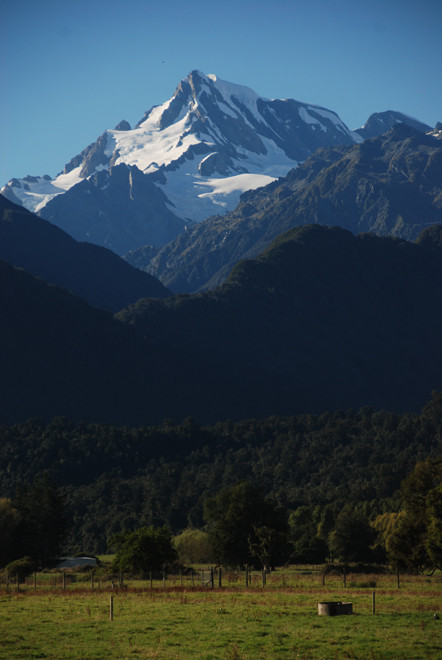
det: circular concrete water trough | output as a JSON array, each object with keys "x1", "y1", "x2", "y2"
[{"x1": 318, "y1": 601, "x2": 353, "y2": 616}]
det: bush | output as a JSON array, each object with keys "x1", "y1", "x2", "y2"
[
  {"x1": 110, "y1": 526, "x2": 177, "y2": 575},
  {"x1": 5, "y1": 556, "x2": 38, "y2": 579},
  {"x1": 174, "y1": 529, "x2": 213, "y2": 564}
]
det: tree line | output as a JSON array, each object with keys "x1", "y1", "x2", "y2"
[
  {"x1": 0, "y1": 393, "x2": 441, "y2": 571},
  {"x1": 1, "y1": 461, "x2": 441, "y2": 576}
]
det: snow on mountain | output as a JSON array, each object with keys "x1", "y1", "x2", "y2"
[{"x1": 1, "y1": 70, "x2": 363, "y2": 255}]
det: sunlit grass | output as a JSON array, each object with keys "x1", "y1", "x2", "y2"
[{"x1": 0, "y1": 570, "x2": 440, "y2": 658}]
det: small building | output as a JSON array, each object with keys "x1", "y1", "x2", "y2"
[{"x1": 57, "y1": 556, "x2": 98, "y2": 569}]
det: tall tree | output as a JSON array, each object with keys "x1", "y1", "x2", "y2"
[
  {"x1": 204, "y1": 481, "x2": 289, "y2": 569},
  {"x1": 0, "y1": 498, "x2": 21, "y2": 567},
  {"x1": 110, "y1": 526, "x2": 177, "y2": 574},
  {"x1": 372, "y1": 457, "x2": 442, "y2": 571},
  {"x1": 14, "y1": 475, "x2": 67, "y2": 567}
]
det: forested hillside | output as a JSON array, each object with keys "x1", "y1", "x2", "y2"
[
  {"x1": 3, "y1": 223, "x2": 442, "y2": 425},
  {"x1": 0, "y1": 392, "x2": 441, "y2": 553},
  {"x1": 119, "y1": 224, "x2": 442, "y2": 420}
]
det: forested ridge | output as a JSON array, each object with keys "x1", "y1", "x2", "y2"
[{"x1": 1, "y1": 392, "x2": 441, "y2": 554}]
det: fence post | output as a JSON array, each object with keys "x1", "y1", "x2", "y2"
[
  {"x1": 149, "y1": 571, "x2": 152, "y2": 590},
  {"x1": 180, "y1": 570, "x2": 183, "y2": 587},
  {"x1": 218, "y1": 567, "x2": 222, "y2": 588},
  {"x1": 34, "y1": 572, "x2": 37, "y2": 589},
  {"x1": 62, "y1": 571, "x2": 66, "y2": 591},
  {"x1": 245, "y1": 565, "x2": 249, "y2": 588},
  {"x1": 396, "y1": 569, "x2": 400, "y2": 589},
  {"x1": 109, "y1": 596, "x2": 114, "y2": 621},
  {"x1": 163, "y1": 568, "x2": 166, "y2": 589},
  {"x1": 372, "y1": 591, "x2": 376, "y2": 615},
  {"x1": 210, "y1": 566, "x2": 214, "y2": 588},
  {"x1": 191, "y1": 570, "x2": 194, "y2": 587},
  {"x1": 343, "y1": 568, "x2": 346, "y2": 588},
  {"x1": 262, "y1": 568, "x2": 267, "y2": 587}
]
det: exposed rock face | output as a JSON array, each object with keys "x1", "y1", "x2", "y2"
[
  {"x1": 114, "y1": 120, "x2": 131, "y2": 131},
  {"x1": 355, "y1": 110, "x2": 431, "y2": 139},
  {"x1": 41, "y1": 163, "x2": 187, "y2": 255},
  {"x1": 139, "y1": 125, "x2": 442, "y2": 293},
  {"x1": 1, "y1": 70, "x2": 363, "y2": 253}
]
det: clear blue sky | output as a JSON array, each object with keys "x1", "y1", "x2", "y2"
[{"x1": 1, "y1": 0, "x2": 441, "y2": 185}]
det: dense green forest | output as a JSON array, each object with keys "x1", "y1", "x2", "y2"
[{"x1": 0, "y1": 392, "x2": 441, "y2": 555}]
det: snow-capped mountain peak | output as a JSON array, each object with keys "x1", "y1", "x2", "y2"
[{"x1": 1, "y1": 71, "x2": 364, "y2": 255}]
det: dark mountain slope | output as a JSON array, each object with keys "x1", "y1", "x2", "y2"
[
  {"x1": 0, "y1": 259, "x2": 178, "y2": 425},
  {"x1": 0, "y1": 194, "x2": 171, "y2": 312},
  {"x1": 118, "y1": 224, "x2": 442, "y2": 421},
  {"x1": 137, "y1": 124, "x2": 442, "y2": 293},
  {"x1": 39, "y1": 164, "x2": 188, "y2": 256},
  {"x1": 3, "y1": 223, "x2": 442, "y2": 426}
]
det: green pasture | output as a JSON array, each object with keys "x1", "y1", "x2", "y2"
[{"x1": 0, "y1": 570, "x2": 441, "y2": 659}]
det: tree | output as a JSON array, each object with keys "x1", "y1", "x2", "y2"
[
  {"x1": 174, "y1": 529, "x2": 213, "y2": 564},
  {"x1": 371, "y1": 457, "x2": 442, "y2": 571},
  {"x1": 14, "y1": 475, "x2": 67, "y2": 567},
  {"x1": 288, "y1": 506, "x2": 329, "y2": 564},
  {"x1": 371, "y1": 512, "x2": 410, "y2": 570},
  {"x1": 426, "y1": 483, "x2": 442, "y2": 569},
  {"x1": 110, "y1": 526, "x2": 177, "y2": 575},
  {"x1": 328, "y1": 509, "x2": 377, "y2": 563},
  {"x1": 0, "y1": 498, "x2": 21, "y2": 567},
  {"x1": 203, "y1": 482, "x2": 289, "y2": 569}
]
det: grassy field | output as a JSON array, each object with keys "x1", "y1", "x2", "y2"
[{"x1": 0, "y1": 569, "x2": 441, "y2": 659}]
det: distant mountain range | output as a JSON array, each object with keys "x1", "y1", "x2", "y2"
[
  {"x1": 3, "y1": 223, "x2": 442, "y2": 425},
  {"x1": 2, "y1": 70, "x2": 431, "y2": 257},
  {"x1": 1, "y1": 71, "x2": 441, "y2": 427},
  {"x1": 0, "y1": 195, "x2": 171, "y2": 312},
  {"x1": 128, "y1": 124, "x2": 442, "y2": 293}
]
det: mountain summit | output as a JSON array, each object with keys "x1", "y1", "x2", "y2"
[{"x1": 1, "y1": 71, "x2": 362, "y2": 255}]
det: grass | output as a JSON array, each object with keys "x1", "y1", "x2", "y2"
[{"x1": 0, "y1": 569, "x2": 441, "y2": 659}]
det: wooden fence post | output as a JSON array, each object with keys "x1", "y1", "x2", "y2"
[
  {"x1": 343, "y1": 568, "x2": 346, "y2": 588},
  {"x1": 210, "y1": 567, "x2": 214, "y2": 588},
  {"x1": 396, "y1": 569, "x2": 400, "y2": 589},
  {"x1": 149, "y1": 571, "x2": 152, "y2": 590},
  {"x1": 218, "y1": 567, "x2": 222, "y2": 588},
  {"x1": 109, "y1": 596, "x2": 114, "y2": 621},
  {"x1": 245, "y1": 565, "x2": 249, "y2": 587},
  {"x1": 90, "y1": 571, "x2": 94, "y2": 590},
  {"x1": 34, "y1": 572, "x2": 37, "y2": 589},
  {"x1": 372, "y1": 591, "x2": 376, "y2": 614},
  {"x1": 191, "y1": 569, "x2": 194, "y2": 587}
]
